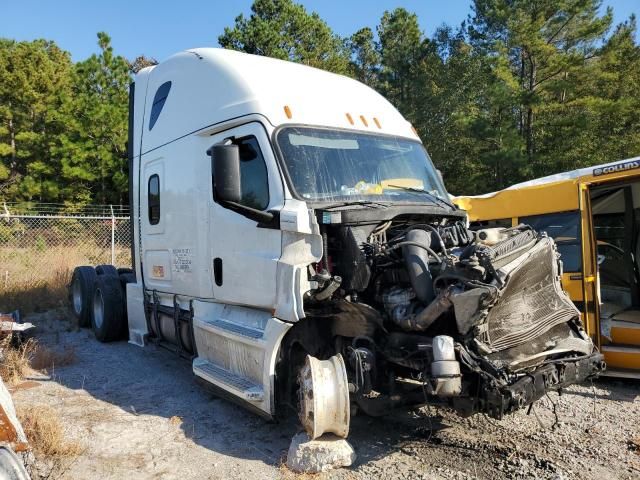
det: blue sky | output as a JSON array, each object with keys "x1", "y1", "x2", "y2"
[{"x1": 3, "y1": 1, "x2": 638, "y2": 62}]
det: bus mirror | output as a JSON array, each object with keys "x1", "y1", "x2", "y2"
[{"x1": 211, "y1": 144, "x2": 241, "y2": 204}]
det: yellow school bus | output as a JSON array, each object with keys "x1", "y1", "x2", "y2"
[{"x1": 455, "y1": 157, "x2": 640, "y2": 378}]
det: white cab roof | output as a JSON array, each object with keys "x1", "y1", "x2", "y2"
[{"x1": 137, "y1": 48, "x2": 418, "y2": 154}]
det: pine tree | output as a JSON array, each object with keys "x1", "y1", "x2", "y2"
[
  {"x1": 218, "y1": 0, "x2": 350, "y2": 74},
  {"x1": 469, "y1": 0, "x2": 613, "y2": 177},
  {"x1": 0, "y1": 39, "x2": 73, "y2": 201},
  {"x1": 55, "y1": 32, "x2": 130, "y2": 204},
  {"x1": 377, "y1": 8, "x2": 425, "y2": 121},
  {"x1": 347, "y1": 28, "x2": 380, "y2": 88}
]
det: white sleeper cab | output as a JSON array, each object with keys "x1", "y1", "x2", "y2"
[{"x1": 71, "y1": 48, "x2": 604, "y2": 440}]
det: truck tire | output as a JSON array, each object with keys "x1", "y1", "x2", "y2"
[
  {"x1": 70, "y1": 266, "x2": 97, "y2": 328},
  {"x1": 95, "y1": 264, "x2": 118, "y2": 276},
  {"x1": 92, "y1": 275, "x2": 126, "y2": 342},
  {"x1": 119, "y1": 272, "x2": 136, "y2": 288},
  {"x1": 117, "y1": 267, "x2": 134, "y2": 275}
]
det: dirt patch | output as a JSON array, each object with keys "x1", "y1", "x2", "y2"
[{"x1": 11, "y1": 310, "x2": 640, "y2": 480}]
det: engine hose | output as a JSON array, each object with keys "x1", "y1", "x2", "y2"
[
  {"x1": 313, "y1": 275, "x2": 342, "y2": 301},
  {"x1": 421, "y1": 224, "x2": 446, "y2": 252},
  {"x1": 394, "y1": 287, "x2": 454, "y2": 331},
  {"x1": 392, "y1": 224, "x2": 446, "y2": 252},
  {"x1": 321, "y1": 228, "x2": 330, "y2": 273},
  {"x1": 388, "y1": 241, "x2": 442, "y2": 263}
]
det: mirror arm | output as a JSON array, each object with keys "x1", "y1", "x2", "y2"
[{"x1": 222, "y1": 200, "x2": 278, "y2": 225}]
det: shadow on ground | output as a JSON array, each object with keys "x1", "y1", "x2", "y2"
[
  {"x1": 29, "y1": 311, "x2": 446, "y2": 470},
  {"x1": 21, "y1": 310, "x2": 640, "y2": 479}
]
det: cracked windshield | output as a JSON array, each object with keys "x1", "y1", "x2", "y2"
[{"x1": 276, "y1": 127, "x2": 449, "y2": 205}]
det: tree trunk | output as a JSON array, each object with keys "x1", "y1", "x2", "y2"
[
  {"x1": 519, "y1": 53, "x2": 525, "y2": 135},
  {"x1": 8, "y1": 117, "x2": 16, "y2": 172},
  {"x1": 526, "y1": 55, "x2": 537, "y2": 165}
]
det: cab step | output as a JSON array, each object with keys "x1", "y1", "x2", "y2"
[
  {"x1": 194, "y1": 316, "x2": 264, "y2": 343},
  {"x1": 192, "y1": 357, "x2": 264, "y2": 402}
]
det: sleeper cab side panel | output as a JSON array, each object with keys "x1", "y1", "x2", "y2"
[{"x1": 139, "y1": 136, "x2": 214, "y2": 299}]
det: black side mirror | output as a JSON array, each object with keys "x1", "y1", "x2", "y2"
[
  {"x1": 207, "y1": 141, "x2": 277, "y2": 226},
  {"x1": 210, "y1": 144, "x2": 241, "y2": 204}
]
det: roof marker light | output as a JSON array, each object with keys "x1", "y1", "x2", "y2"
[
  {"x1": 346, "y1": 113, "x2": 354, "y2": 125},
  {"x1": 373, "y1": 117, "x2": 381, "y2": 129},
  {"x1": 284, "y1": 105, "x2": 292, "y2": 119},
  {"x1": 360, "y1": 115, "x2": 368, "y2": 127}
]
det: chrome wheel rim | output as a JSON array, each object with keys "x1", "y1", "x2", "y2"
[
  {"x1": 93, "y1": 289, "x2": 104, "y2": 329},
  {"x1": 72, "y1": 277, "x2": 82, "y2": 315}
]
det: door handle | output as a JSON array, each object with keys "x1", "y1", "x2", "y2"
[{"x1": 213, "y1": 257, "x2": 223, "y2": 286}]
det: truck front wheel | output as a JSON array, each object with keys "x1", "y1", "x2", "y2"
[{"x1": 92, "y1": 275, "x2": 126, "y2": 342}]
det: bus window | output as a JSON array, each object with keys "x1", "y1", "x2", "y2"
[{"x1": 520, "y1": 211, "x2": 582, "y2": 272}]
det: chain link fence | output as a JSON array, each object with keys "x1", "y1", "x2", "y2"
[{"x1": 0, "y1": 203, "x2": 131, "y2": 298}]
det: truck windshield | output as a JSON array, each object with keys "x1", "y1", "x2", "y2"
[{"x1": 276, "y1": 127, "x2": 449, "y2": 205}]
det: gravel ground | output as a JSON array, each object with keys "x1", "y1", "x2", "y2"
[{"x1": 12, "y1": 310, "x2": 640, "y2": 479}]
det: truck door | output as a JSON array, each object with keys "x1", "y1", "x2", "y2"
[
  {"x1": 208, "y1": 122, "x2": 283, "y2": 309},
  {"x1": 579, "y1": 183, "x2": 600, "y2": 344}
]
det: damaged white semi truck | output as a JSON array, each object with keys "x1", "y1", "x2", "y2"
[{"x1": 70, "y1": 48, "x2": 605, "y2": 439}]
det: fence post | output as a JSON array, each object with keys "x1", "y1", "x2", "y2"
[{"x1": 110, "y1": 204, "x2": 116, "y2": 265}]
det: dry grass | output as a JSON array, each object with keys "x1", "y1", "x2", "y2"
[
  {"x1": 17, "y1": 405, "x2": 82, "y2": 457},
  {"x1": 0, "y1": 269, "x2": 70, "y2": 315},
  {"x1": 0, "y1": 244, "x2": 130, "y2": 314},
  {"x1": 0, "y1": 335, "x2": 76, "y2": 385},
  {"x1": 0, "y1": 336, "x2": 38, "y2": 385},
  {"x1": 31, "y1": 344, "x2": 76, "y2": 372}
]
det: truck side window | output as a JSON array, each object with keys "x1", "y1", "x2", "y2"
[
  {"x1": 149, "y1": 81, "x2": 171, "y2": 131},
  {"x1": 236, "y1": 136, "x2": 269, "y2": 210},
  {"x1": 148, "y1": 174, "x2": 160, "y2": 224}
]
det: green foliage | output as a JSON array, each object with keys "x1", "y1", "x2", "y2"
[
  {"x1": 0, "y1": 38, "x2": 73, "y2": 200},
  {"x1": 377, "y1": 8, "x2": 425, "y2": 120},
  {"x1": 0, "y1": 1, "x2": 638, "y2": 202},
  {"x1": 348, "y1": 28, "x2": 380, "y2": 88},
  {"x1": 218, "y1": 0, "x2": 350, "y2": 74},
  {"x1": 467, "y1": 0, "x2": 618, "y2": 183},
  {"x1": 54, "y1": 32, "x2": 131, "y2": 204},
  {"x1": 0, "y1": 33, "x2": 132, "y2": 204}
]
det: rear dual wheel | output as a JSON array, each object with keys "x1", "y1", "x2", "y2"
[
  {"x1": 92, "y1": 274, "x2": 127, "y2": 342},
  {"x1": 70, "y1": 266, "x2": 97, "y2": 327},
  {"x1": 70, "y1": 265, "x2": 130, "y2": 342}
]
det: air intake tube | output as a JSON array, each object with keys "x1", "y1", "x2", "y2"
[{"x1": 402, "y1": 229, "x2": 436, "y2": 304}]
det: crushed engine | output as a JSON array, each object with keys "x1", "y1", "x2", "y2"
[{"x1": 306, "y1": 215, "x2": 605, "y2": 419}]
